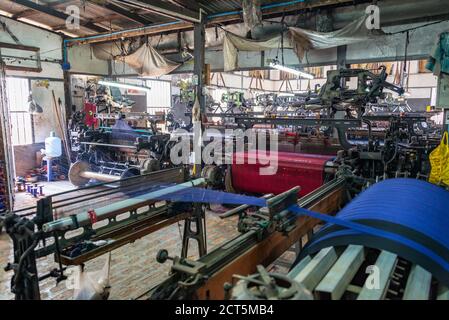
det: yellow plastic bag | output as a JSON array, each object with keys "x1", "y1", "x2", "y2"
[{"x1": 429, "y1": 132, "x2": 449, "y2": 185}]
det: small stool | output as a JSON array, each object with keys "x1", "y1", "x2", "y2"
[
  {"x1": 37, "y1": 185, "x2": 44, "y2": 196},
  {"x1": 31, "y1": 187, "x2": 38, "y2": 198}
]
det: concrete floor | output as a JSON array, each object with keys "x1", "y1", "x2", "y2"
[{"x1": 0, "y1": 181, "x2": 245, "y2": 300}]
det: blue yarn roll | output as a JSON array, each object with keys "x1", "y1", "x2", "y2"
[{"x1": 294, "y1": 179, "x2": 449, "y2": 286}]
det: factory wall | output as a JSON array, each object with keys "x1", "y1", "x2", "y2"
[
  {"x1": 67, "y1": 44, "x2": 109, "y2": 76},
  {"x1": 0, "y1": 17, "x2": 67, "y2": 177},
  {"x1": 0, "y1": 16, "x2": 63, "y2": 79}
]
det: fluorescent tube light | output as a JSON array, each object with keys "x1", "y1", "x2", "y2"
[
  {"x1": 269, "y1": 62, "x2": 314, "y2": 80},
  {"x1": 98, "y1": 80, "x2": 151, "y2": 93}
]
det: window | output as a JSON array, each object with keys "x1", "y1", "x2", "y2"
[
  {"x1": 146, "y1": 79, "x2": 171, "y2": 115},
  {"x1": 6, "y1": 78, "x2": 33, "y2": 145}
]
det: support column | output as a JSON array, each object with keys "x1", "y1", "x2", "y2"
[
  {"x1": 182, "y1": 15, "x2": 207, "y2": 259},
  {"x1": 337, "y1": 45, "x2": 349, "y2": 70},
  {"x1": 193, "y1": 16, "x2": 206, "y2": 115}
]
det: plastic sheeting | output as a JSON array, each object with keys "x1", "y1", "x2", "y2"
[{"x1": 73, "y1": 253, "x2": 111, "y2": 300}]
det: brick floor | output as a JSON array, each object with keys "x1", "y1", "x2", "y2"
[{"x1": 0, "y1": 181, "x2": 240, "y2": 300}]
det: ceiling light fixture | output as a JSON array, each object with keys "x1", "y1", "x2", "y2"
[{"x1": 269, "y1": 61, "x2": 314, "y2": 80}]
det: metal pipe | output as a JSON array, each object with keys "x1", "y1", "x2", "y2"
[
  {"x1": 219, "y1": 194, "x2": 274, "y2": 219},
  {"x1": 80, "y1": 142, "x2": 137, "y2": 149},
  {"x1": 79, "y1": 171, "x2": 121, "y2": 183},
  {"x1": 266, "y1": 186, "x2": 301, "y2": 207},
  {"x1": 42, "y1": 178, "x2": 206, "y2": 232},
  {"x1": 68, "y1": 161, "x2": 139, "y2": 187}
]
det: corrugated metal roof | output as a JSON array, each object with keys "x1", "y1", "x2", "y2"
[
  {"x1": 0, "y1": 0, "x2": 347, "y2": 38},
  {"x1": 198, "y1": 0, "x2": 244, "y2": 13}
]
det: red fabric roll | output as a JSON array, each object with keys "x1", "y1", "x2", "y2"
[{"x1": 231, "y1": 151, "x2": 332, "y2": 196}]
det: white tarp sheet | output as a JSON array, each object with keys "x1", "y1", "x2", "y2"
[
  {"x1": 288, "y1": 15, "x2": 385, "y2": 59},
  {"x1": 223, "y1": 15, "x2": 385, "y2": 71},
  {"x1": 92, "y1": 42, "x2": 181, "y2": 77},
  {"x1": 117, "y1": 43, "x2": 181, "y2": 77}
]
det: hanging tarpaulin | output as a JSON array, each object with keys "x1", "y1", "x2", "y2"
[
  {"x1": 92, "y1": 39, "x2": 142, "y2": 61},
  {"x1": 223, "y1": 15, "x2": 385, "y2": 72},
  {"x1": 242, "y1": 0, "x2": 262, "y2": 32},
  {"x1": 288, "y1": 15, "x2": 385, "y2": 59},
  {"x1": 223, "y1": 32, "x2": 290, "y2": 71},
  {"x1": 117, "y1": 43, "x2": 181, "y2": 77},
  {"x1": 92, "y1": 41, "x2": 181, "y2": 77}
]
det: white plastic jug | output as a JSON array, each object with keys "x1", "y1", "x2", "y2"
[{"x1": 45, "y1": 131, "x2": 62, "y2": 158}]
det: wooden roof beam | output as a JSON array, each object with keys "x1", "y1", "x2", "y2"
[{"x1": 14, "y1": 0, "x2": 110, "y2": 33}]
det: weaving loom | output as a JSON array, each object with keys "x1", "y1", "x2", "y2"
[
  {"x1": 145, "y1": 178, "x2": 449, "y2": 299},
  {"x1": 292, "y1": 178, "x2": 449, "y2": 288},
  {"x1": 143, "y1": 178, "x2": 449, "y2": 289}
]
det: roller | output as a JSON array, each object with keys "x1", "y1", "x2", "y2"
[{"x1": 68, "y1": 161, "x2": 140, "y2": 187}]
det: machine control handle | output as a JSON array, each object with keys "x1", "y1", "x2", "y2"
[{"x1": 156, "y1": 249, "x2": 173, "y2": 264}]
